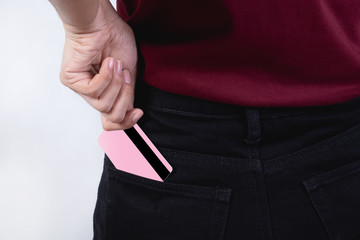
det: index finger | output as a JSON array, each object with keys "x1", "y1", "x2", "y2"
[{"x1": 67, "y1": 57, "x2": 114, "y2": 98}]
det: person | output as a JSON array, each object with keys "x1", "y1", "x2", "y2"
[{"x1": 49, "y1": 0, "x2": 360, "y2": 239}]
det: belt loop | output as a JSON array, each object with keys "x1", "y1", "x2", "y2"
[{"x1": 244, "y1": 107, "x2": 262, "y2": 145}]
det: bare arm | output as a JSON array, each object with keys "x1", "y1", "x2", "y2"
[
  {"x1": 48, "y1": 0, "x2": 144, "y2": 130},
  {"x1": 49, "y1": 0, "x2": 100, "y2": 29}
]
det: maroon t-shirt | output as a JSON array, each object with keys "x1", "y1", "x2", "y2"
[{"x1": 117, "y1": 0, "x2": 360, "y2": 107}]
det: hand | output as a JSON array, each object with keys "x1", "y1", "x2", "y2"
[{"x1": 59, "y1": 0, "x2": 143, "y2": 131}]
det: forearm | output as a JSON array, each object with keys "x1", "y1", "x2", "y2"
[{"x1": 49, "y1": 0, "x2": 111, "y2": 31}]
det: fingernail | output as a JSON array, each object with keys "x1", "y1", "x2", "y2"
[
  {"x1": 116, "y1": 60, "x2": 122, "y2": 74},
  {"x1": 109, "y1": 58, "x2": 114, "y2": 70},
  {"x1": 124, "y1": 70, "x2": 131, "y2": 84},
  {"x1": 132, "y1": 112, "x2": 142, "y2": 123}
]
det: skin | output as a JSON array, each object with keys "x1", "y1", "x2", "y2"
[{"x1": 49, "y1": 0, "x2": 144, "y2": 131}]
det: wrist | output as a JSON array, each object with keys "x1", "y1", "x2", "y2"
[{"x1": 62, "y1": 0, "x2": 120, "y2": 34}]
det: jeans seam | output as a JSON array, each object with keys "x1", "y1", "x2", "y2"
[
  {"x1": 146, "y1": 105, "x2": 244, "y2": 119},
  {"x1": 304, "y1": 161, "x2": 360, "y2": 191},
  {"x1": 210, "y1": 189, "x2": 217, "y2": 240},
  {"x1": 255, "y1": 169, "x2": 274, "y2": 240},
  {"x1": 147, "y1": 104, "x2": 308, "y2": 119},
  {"x1": 263, "y1": 122, "x2": 360, "y2": 173},
  {"x1": 252, "y1": 172, "x2": 266, "y2": 240}
]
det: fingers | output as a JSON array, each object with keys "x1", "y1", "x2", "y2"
[
  {"x1": 101, "y1": 69, "x2": 133, "y2": 122},
  {"x1": 66, "y1": 57, "x2": 114, "y2": 98},
  {"x1": 81, "y1": 59, "x2": 123, "y2": 113},
  {"x1": 101, "y1": 108, "x2": 144, "y2": 131},
  {"x1": 63, "y1": 54, "x2": 142, "y2": 131},
  {"x1": 101, "y1": 69, "x2": 144, "y2": 130}
]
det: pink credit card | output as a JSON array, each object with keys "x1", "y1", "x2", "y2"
[{"x1": 97, "y1": 123, "x2": 173, "y2": 182}]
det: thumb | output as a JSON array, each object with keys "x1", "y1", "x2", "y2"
[{"x1": 130, "y1": 109, "x2": 144, "y2": 124}]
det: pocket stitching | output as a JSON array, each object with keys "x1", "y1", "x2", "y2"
[
  {"x1": 107, "y1": 166, "x2": 232, "y2": 201},
  {"x1": 303, "y1": 159, "x2": 360, "y2": 192},
  {"x1": 308, "y1": 186, "x2": 344, "y2": 240},
  {"x1": 302, "y1": 160, "x2": 360, "y2": 240},
  {"x1": 318, "y1": 187, "x2": 343, "y2": 240},
  {"x1": 210, "y1": 192, "x2": 217, "y2": 239},
  {"x1": 217, "y1": 195, "x2": 231, "y2": 240},
  {"x1": 157, "y1": 146, "x2": 261, "y2": 170},
  {"x1": 265, "y1": 122, "x2": 360, "y2": 173},
  {"x1": 105, "y1": 180, "x2": 232, "y2": 239}
]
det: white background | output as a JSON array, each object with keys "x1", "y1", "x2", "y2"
[{"x1": 0, "y1": 1, "x2": 117, "y2": 239}]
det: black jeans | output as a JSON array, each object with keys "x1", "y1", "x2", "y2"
[{"x1": 93, "y1": 78, "x2": 360, "y2": 240}]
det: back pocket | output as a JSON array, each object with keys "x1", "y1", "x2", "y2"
[
  {"x1": 302, "y1": 159, "x2": 360, "y2": 240},
  {"x1": 103, "y1": 151, "x2": 232, "y2": 240}
]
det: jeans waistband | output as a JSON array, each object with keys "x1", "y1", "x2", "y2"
[{"x1": 134, "y1": 79, "x2": 360, "y2": 119}]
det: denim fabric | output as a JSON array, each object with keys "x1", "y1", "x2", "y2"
[{"x1": 93, "y1": 78, "x2": 360, "y2": 240}]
